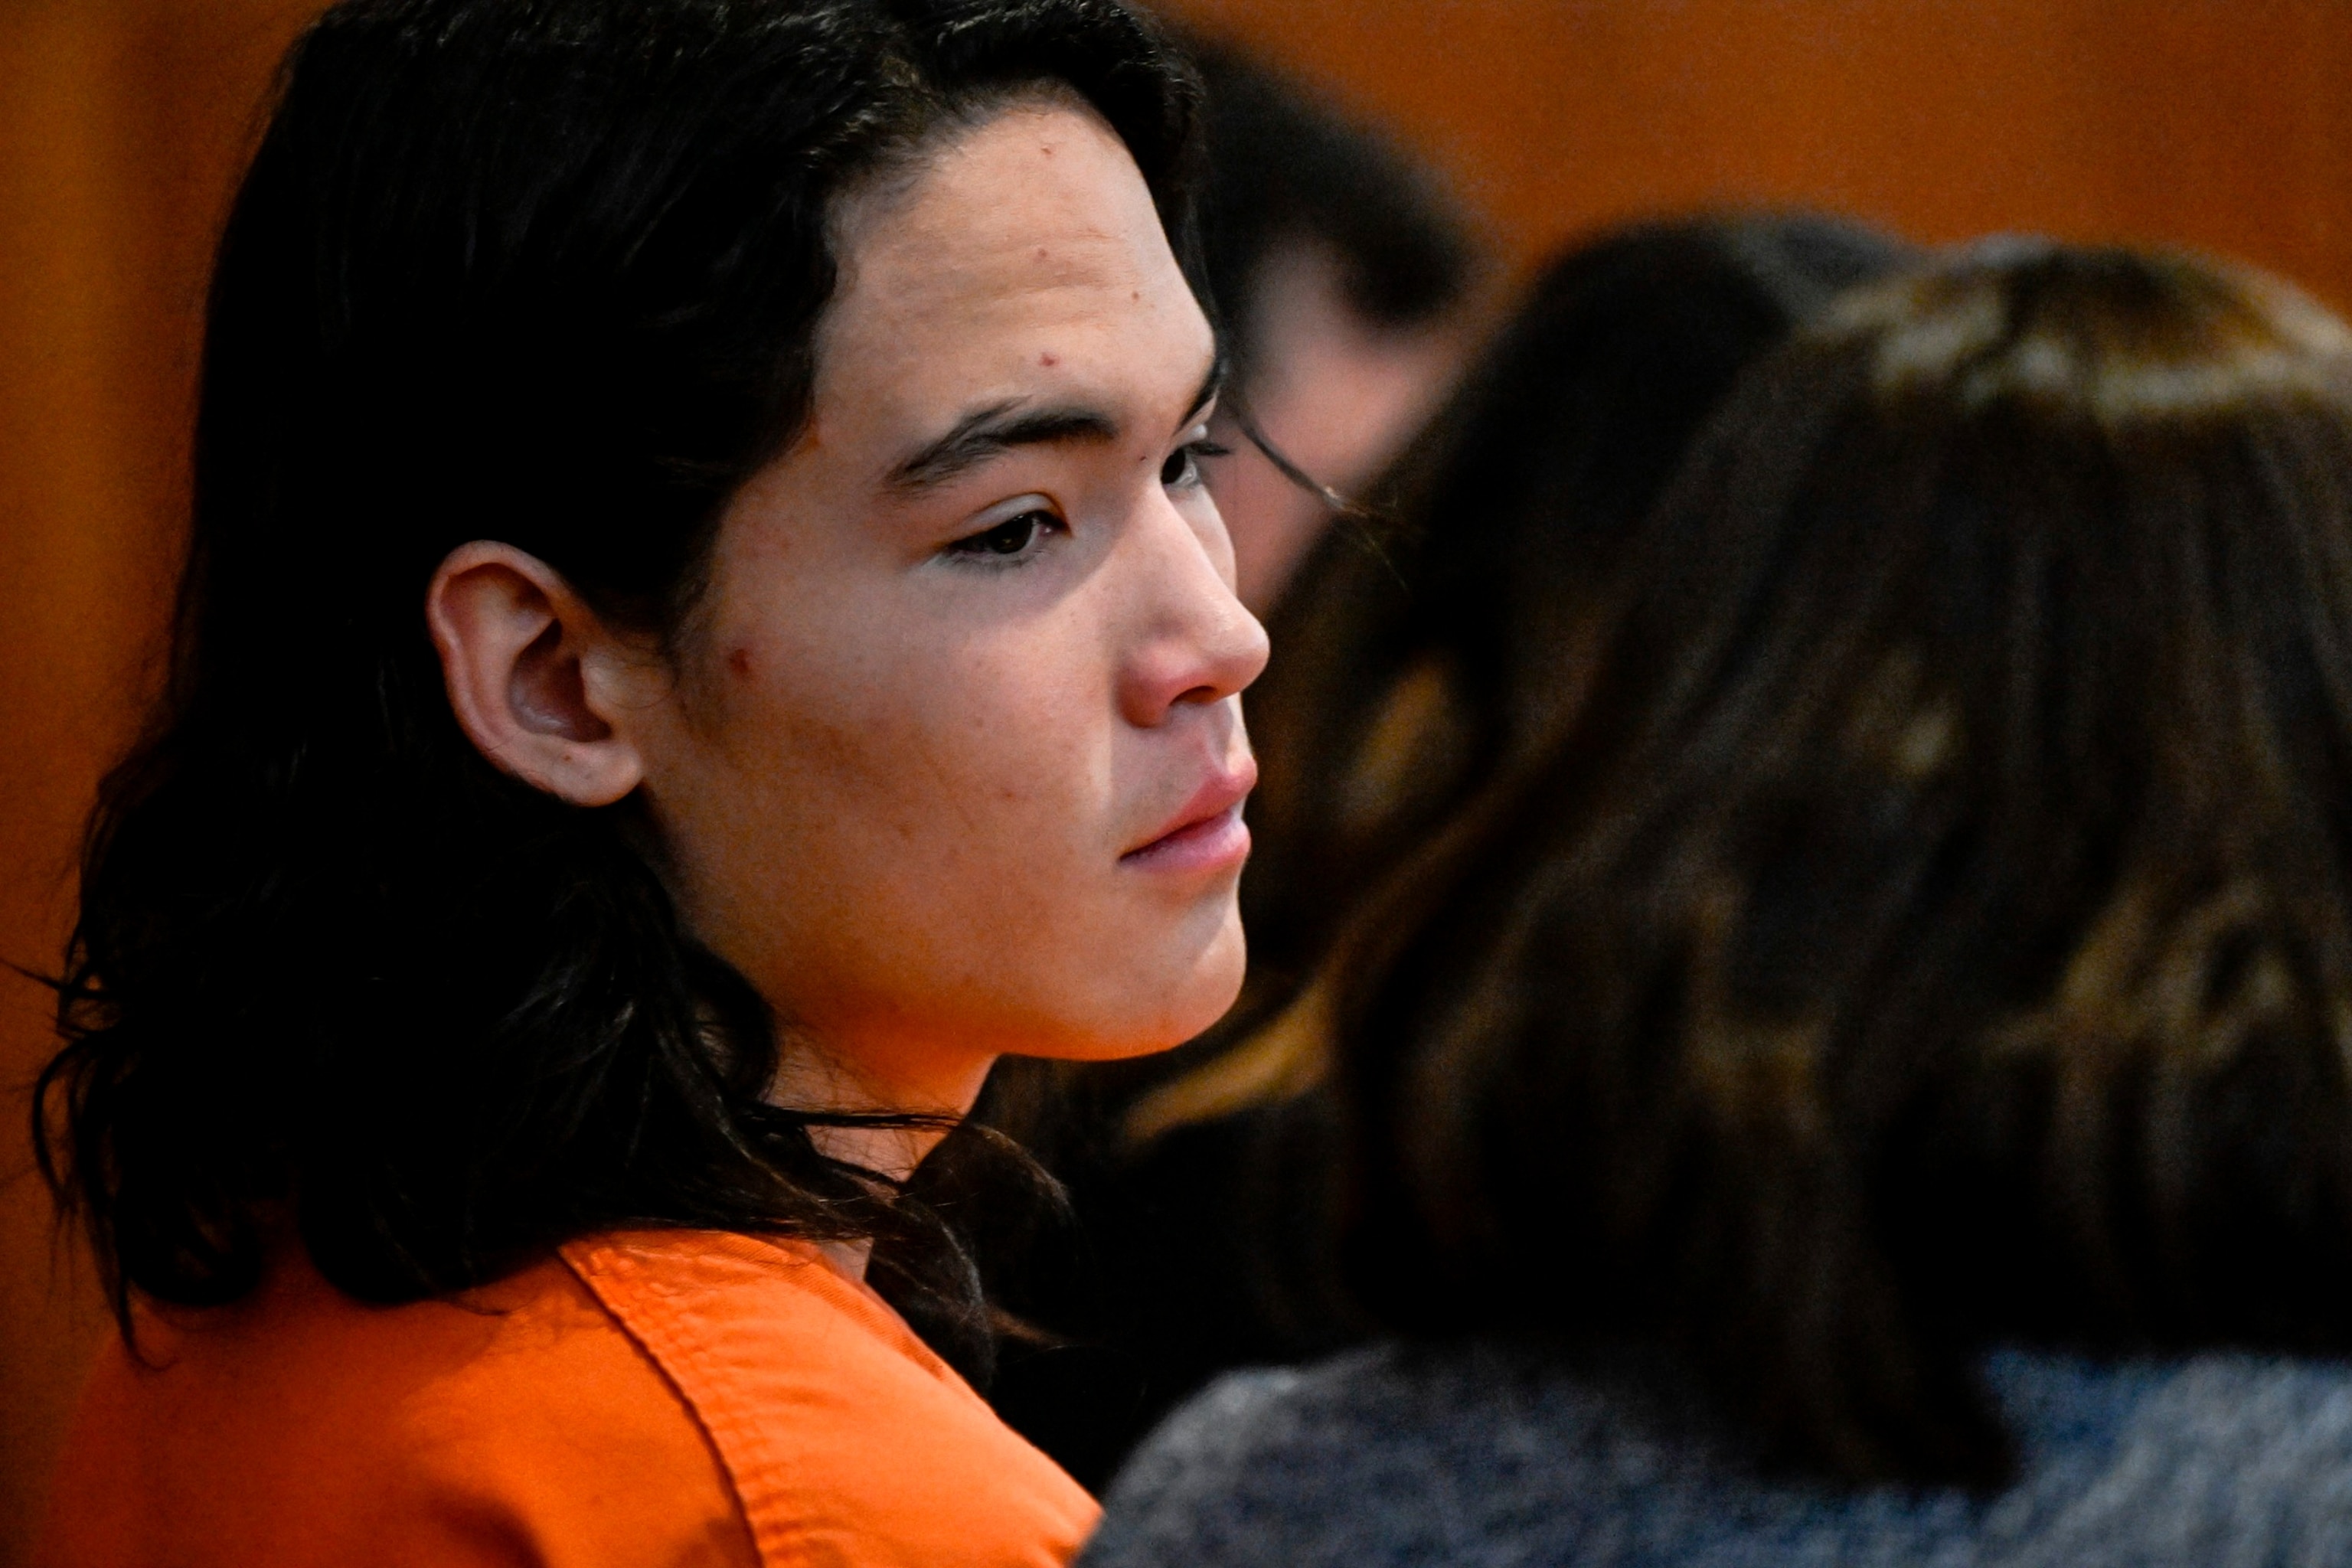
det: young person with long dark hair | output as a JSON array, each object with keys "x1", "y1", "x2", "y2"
[
  {"x1": 1179, "y1": 37, "x2": 1481, "y2": 616},
  {"x1": 1085, "y1": 241, "x2": 2352, "y2": 1565},
  {"x1": 33, "y1": 2, "x2": 1265, "y2": 1563}
]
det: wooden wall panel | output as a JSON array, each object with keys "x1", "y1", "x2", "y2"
[
  {"x1": 0, "y1": 2, "x2": 318, "y2": 1554},
  {"x1": 1165, "y1": 0, "x2": 2352, "y2": 310},
  {"x1": 1, "y1": 0, "x2": 2349, "y2": 1554}
]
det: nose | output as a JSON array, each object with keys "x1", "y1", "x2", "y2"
[{"x1": 1116, "y1": 492, "x2": 1272, "y2": 729}]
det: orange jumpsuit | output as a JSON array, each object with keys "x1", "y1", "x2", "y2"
[{"x1": 35, "y1": 1229, "x2": 1099, "y2": 1566}]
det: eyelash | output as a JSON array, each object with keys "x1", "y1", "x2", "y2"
[
  {"x1": 940, "y1": 436, "x2": 1230, "y2": 568},
  {"x1": 942, "y1": 506, "x2": 1064, "y2": 566},
  {"x1": 1163, "y1": 435, "x2": 1231, "y2": 490}
]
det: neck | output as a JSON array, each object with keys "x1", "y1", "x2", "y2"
[
  {"x1": 768, "y1": 1031, "x2": 998, "y2": 1283},
  {"x1": 769, "y1": 1032, "x2": 998, "y2": 1184}
]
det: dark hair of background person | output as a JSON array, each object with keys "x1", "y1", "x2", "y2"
[
  {"x1": 34, "y1": 0, "x2": 1201, "y2": 1383},
  {"x1": 976, "y1": 214, "x2": 1911, "y2": 1489},
  {"x1": 1184, "y1": 34, "x2": 1478, "y2": 392},
  {"x1": 1333, "y1": 238, "x2": 2352, "y2": 1487},
  {"x1": 1234, "y1": 214, "x2": 1910, "y2": 1006}
]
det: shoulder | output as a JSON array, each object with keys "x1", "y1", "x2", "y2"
[
  {"x1": 1985, "y1": 1350, "x2": 2352, "y2": 1559},
  {"x1": 41, "y1": 1246, "x2": 754, "y2": 1567},
  {"x1": 1086, "y1": 1345, "x2": 2352, "y2": 1568},
  {"x1": 1083, "y1": 1342, "x2": 1637, "y2": 1568},
  {"x1": 1075, "y1": 1362, "x2": 1322, "y2": 1568},
  {"x1": 47, "y1": 1230, "x2": 1099, "y2": 1568},
  {"x1": 564, "y1": 1230, "x2": 1099, "y2": 1568}
]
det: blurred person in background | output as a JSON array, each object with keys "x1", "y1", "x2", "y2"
[
  {"x1": 1186, "y1": 38, "x2": 1481, "y2": 616},
  {"x1": 31, "y1": 1, "x2": 1266, "y2": 1563},
  {"x1": 1083, "y1": 240, "x2": 2352, "y2": 1566},
  {"x1": 983, "y1": 214, "x2": 1907, "y2": 1491}
]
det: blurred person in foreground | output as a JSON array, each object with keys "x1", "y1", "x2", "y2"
[
  {"x1": 1083, "y1": 239, "x2": 2352, "y2": 1567},
  {"x1": 983, "y1": 214, "x2": 1906, "y2": 1489}
]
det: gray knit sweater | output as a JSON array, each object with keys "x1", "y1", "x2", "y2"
[{"x1": 1079, "y1": 1341, "x2": 2352, "y2": 1567}]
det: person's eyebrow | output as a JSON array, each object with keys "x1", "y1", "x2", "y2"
[
  {"x1": 885, "y1": 401, "x2": 1119, "y2": 493},
  {"x1": 884, "y1": 360, "x2": 1225, "y2": 495},
  {"x1": 1176, "y1": 359, "x2": 1222, "y2": 431}
]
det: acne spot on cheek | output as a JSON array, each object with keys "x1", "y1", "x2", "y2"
[
  {"x1": 1040, "y1": 351, "x2": 1059, "y2": 367},
  {"x1": 726, "y1": 646, "x2": 753, "y2": 679}
]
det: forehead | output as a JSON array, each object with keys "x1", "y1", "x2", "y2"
[{"x1": 809, "y1": 103, "x2": 1214, "y2": 452}]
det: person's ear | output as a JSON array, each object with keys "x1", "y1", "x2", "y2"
[{"x1": 425, "y1": 541, "x2": 655, "y2": 806}]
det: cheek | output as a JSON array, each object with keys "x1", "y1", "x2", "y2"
[
  {"x1": 665, "y1": 578, "x2": 1233, "y2": 1059},
  {"x1": 785, "y1": 623, "x2": 1106, "y2": 835},
  {"x1": 697, "y1": 607, "x2": 1116, "y2": 941}
]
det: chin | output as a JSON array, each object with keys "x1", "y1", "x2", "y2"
[{"x1": 1028, "y1": 914, "x2": 1248, "y2": 1063}]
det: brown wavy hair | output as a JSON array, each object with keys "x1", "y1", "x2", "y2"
[{"x1": 1334, "y1": 239, "x2": 2352, "y2": 1486}]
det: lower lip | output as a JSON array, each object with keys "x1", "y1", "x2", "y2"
[{"x1": 1121, "y1": 804, "x2": 1251, "y2": 875}]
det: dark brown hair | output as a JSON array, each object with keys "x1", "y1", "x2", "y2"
[
  {"x1": 1232, "y1": 216, "x2": 1909, "y2": 1019},
  {"x1": 1334, "y1": 240, "x2": 2352, "y2": 1486}
]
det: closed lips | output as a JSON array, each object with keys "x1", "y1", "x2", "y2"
[{"x1": 1122, "y1": 758, "x2": 1256, "y2": 865}]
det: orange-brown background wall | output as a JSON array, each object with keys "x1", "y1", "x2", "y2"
[{"x1": 2, "y1": 0, "x2": 2345, "y2": 1553}]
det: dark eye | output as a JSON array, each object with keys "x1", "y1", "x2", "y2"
[
  {"x1": 947, "y1": 510, "x2": 1054, "y2": 560},
  {"x1": 1161, "y1": 438, "x2": 1230, "y2": 489}
]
